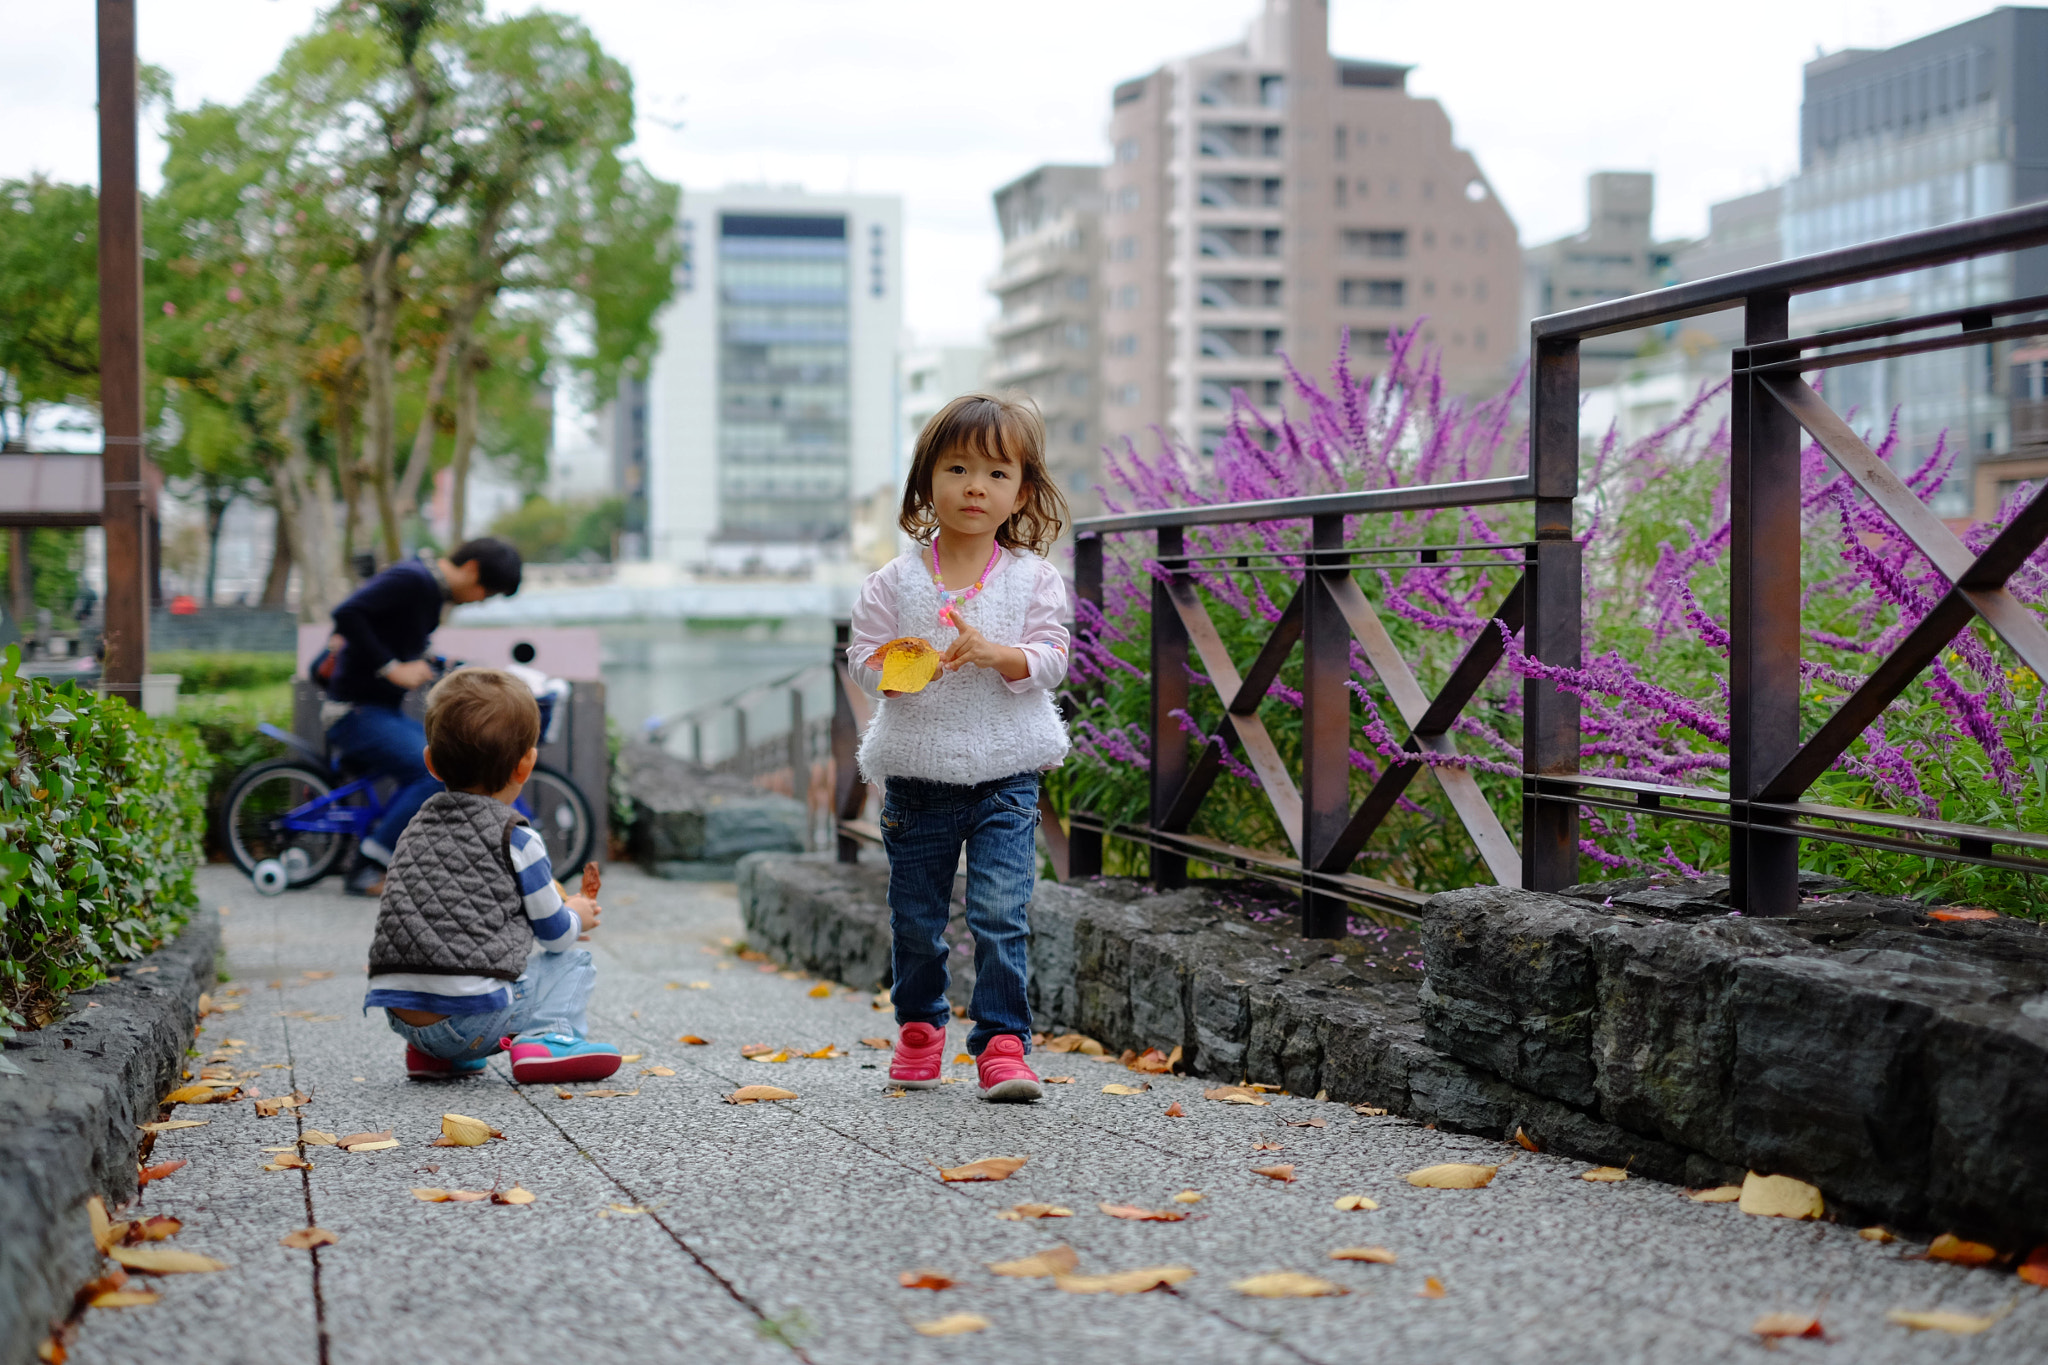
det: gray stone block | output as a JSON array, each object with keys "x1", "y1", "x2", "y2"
[{"x1": 621, "y1": 743, "x2": 807, "y2": 865}]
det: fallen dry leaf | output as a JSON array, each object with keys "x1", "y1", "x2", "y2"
[
  {"x1": 726, "y1": 1085, "x2": 798, "y2": 1104},
  {"x1": 137, "y1": 1160, "x2": 187, "y2": 1186},
  {"x1": 1329, "y1": 1246, "x2": 1396, "y2": 1263},
  {"x1": 263, "y1": 1153, "x2": 312, "y2": 1172},
  {"x1": 1044, "y1": 1076, "x2": 1075, "y2": 1084},
  {"x1": 1128, "y1": 1048, "x2": 1173, "y2": 1074},
  {"x1": 1101, "y1": 1083, "x2": 1150, "y2": 1096},
  {"x1": 492, "y1": 1186, "x2": 536, "y2": 1205},
  {"x1": 1513, "y1": 1126, "x2": 1541, "y2": 1153},
  {"x1": 1739, "y1": 1171, "x2": 1823, "y2": 1220},
  {"x1": 1927, "y1": 907, "x2": 1999, "y2": 921},
  {"x1": 746, "y1": 1050, "x2": 792, "y2": 1064},
  {"x1": 135, "y1": 1216, "x2": 181, "y2": 1242},
  {"x1": 1406, "y1": 1163, "x2": 1496, "y2": 1190},
  {"x1": 1354, "y1": 1104, "x2": 1390, "y2": 1117},
  {"x1": 1333, "y1": 1194, "x2": 1380, "y2": 1211},
  {"x1": 739, "y1": 1042, "x2": 779, "y2": 1057},
  {"x1": 1751, "y1": 1312, "x2": 1824, "y2": 1339},
  {"x1": 807, "y1": 983, "x2": 831, "y2": 998},
  {"x1": 581, "y1": 1088, "x2": 640, "y2": 1099},
  {"x1": 163, "y1": 1084, "x2": 228, "y2": 1106},
  {"x1": 1204, "y1": 1085, "x2": 1269, "y2": 1106},
  {"x1": 279, "y1": 1227, "x2": 339, "y2": 1250},
  {"x1": 858, "y1": 1037, "x2": 892, "y2": 1050},
  {"x1": 1043, "y1": 1033, "x2": 1105, "y2": 1055},
  {"x1": 952, "y1": 1052, "x2": 973, "y2": 1065},
  {"x1": 2020, "y1": 1245, "x2": 2048, "y2": 1286},
  {"x1": 1285, "y1": 1117, "x2": 1328, "y2": 1129},
  {"x1": 89, "y1": 1290, "x2": 160, "y2": 1309},
  {"x1": 1861, "y1": 1226, "x2": 1898, "y2": 1243},
  {"x1": 912, "y1": 1314, "x2": 988, "y2": 1337},
  {"x1": 1689, "y1": 1185, "x2": 1743, "y2": 1203},
  {"x1": 1055, "y1": 1265, "x2": 1195, "y2": 1295},
  {"x1": 1163, "y1": 1102, "x2": 1186, "y2": 1118},
  {"x1": 1099, "y1": 1203, "x2": 1188, "y2": 1222},
  {"x1": 620, "y1": 1053, "x2": 644, "y2": 1064},
  {"x1": 1251, "y1": 1141, "x2": 1284, "y2": 1152},
  {"x1": 437, "y1": 1114, "x2": 498, "y2": 1147},
  {"x1": 1884, "y1": 1306, "x2": 2008, "y2": 1334},
  {"x1": 555, "y1": 1087, "x2": 575, "y2": 1100},
  {"x1": 642, "y1": 1066, "x2": 676, "y2": 1076},
  {"x1": 995, "y1": 1204, "x2": 1074, "y2": 1220},
  {"x1": 1234, "y1": 1272, "x2": 1347, "y2": 1298},
  {"x1": 1418, "y1": 1276, "x2": 1448, "y2": 1298},
  {"x1": 107, "y1": 1247, "x2": 226, "y2": 1275},
  {"x1": 1924, "y1": 1233, "x2": 2000, "y2": 1266},
  {"x1": 939, "y1": 1156, "x2": 1026, "y2": 1182},
  {"x1": 410, "y1": 1187, "x2": 492, "y2": 1203},
  {"x1": 1172, "y1": 1190, "x2": 1203, "y2": 1204},
  {"x1": 252, "y1": 1092, "x2": 309, "y2": 1118},
  {"x1": 87, "y1": 1198, "x2": 119, "y2": 1253},
  {"x1": 300, "y1": 1130, "x2": 339, "y2": 1147},
  {"x1": 1251, "y1": 1164, "x2": 1296, "y2": 1183},
  {"x1": 988, "y1": 1245, "x2": 1080, "y2": 1278},
  {"x1": 137, "y1": 1120, "x2": 208, "y2": 1135},
  {"x1": 679, "y1": 1035, "x2": 709, "y2": 1047},
  {"x1": 801, "y1": 1046, "x2": 844, "y2": 1060},
  {"x1": 1581, "y1": 1166, "x2": 1629, "y2": 1183},
  {"x1": 898, "y1": 1269, "x2": 955, "y2": 1290}
]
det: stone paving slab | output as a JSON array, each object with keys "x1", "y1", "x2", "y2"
[{"x1": 57, "y1": 864, "x2": 2048, "y2": 1365}]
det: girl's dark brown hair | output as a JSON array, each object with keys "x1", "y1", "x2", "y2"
[{"x1": 898, "y1": 392, "x2": 1069, "y2": 556}]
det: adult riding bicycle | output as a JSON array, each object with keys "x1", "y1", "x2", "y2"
[{"x1": 221, "y1": 660, "x2": 594, "y2": 894}]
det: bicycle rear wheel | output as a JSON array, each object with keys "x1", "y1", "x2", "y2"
[
  {"x1": 521, "y1": 765, "x2": 594, "y2": 874},
  {"x1": 224, "y1": 761, "x2": 349, "y2": 886}
]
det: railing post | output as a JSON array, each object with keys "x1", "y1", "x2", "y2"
[
  {"x1": 1069, "y1": 532, "x2": 1104, "y2": 878},
  {"x1": 832, "y1": 620, "x2": 861, "y2": 863},
  {"x1": 734, "y1": 706, "x2": 748, "y2": 778},
  {"x1": 97, "y1": 0, "x2": 148, "y2": 708},
  {"x1": 788, "y1": 686, "x2": 806, "y2": 807},
  {"x1": 1149, "y1": 525, "x2": 1188, "y2": 888},
  {"x1": 1523, "y1": 335, "x2": 1582, "y2": 892},
  {"x1": 1729, "y1": 293, "x2": 1802, "y2": 914},
  {"x1": 690, "y1": 720, "x2": 702, "y2": 766},
  {"x1": 1300, "y1": 513, "x2": 1352, "y2": 937}
]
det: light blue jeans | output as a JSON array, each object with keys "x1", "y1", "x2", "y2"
[{"x1": 383, "y1": 949, "x2": 596, "y2": 1061}]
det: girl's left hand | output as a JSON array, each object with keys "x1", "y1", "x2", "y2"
[{"x1": 942, "y1": 622, "x2": 1029, "y2": 681}]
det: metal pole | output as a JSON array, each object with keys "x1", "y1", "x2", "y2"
[
  {"x1": 1728, "y1": 293, "x2": 1802, "y2": 913},
  {"x1": 1068, "y1": 533, "x2": 1104, "y2": 878},
  {"x1": 1299, "y1": 513, "x2": 1352, "y2": 937},
  {"x1": 787, "y1": 687, "x2": 805, "y2": 806},
  {"x1": 832, "y1": 621, "x2": 861, "y2": 863},
  {"x1": 734, "y1": 707, "x2": 748, "y2": 778},
  {"x1": 1523, "y1": 336, "x2": 1582, "y2": 891},
  {"x1": 96, "y1": 0, "x2": 148, "y2": 707},
  {"x1": 1148, "y1": 525, "x2": 1188, "y2": 889}
]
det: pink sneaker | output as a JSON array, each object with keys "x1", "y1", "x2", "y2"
[
  {"x1": 889, "y1": 1021, "x2": 945, "y2": 1089},
  {"x1": 976, "y1": 1034, "x2": 1042, "y2": 1103}
]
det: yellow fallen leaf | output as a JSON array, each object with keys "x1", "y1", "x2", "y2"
[
  {"x1": 642, "y1": 1066, "x2": 676, "y2": 1076},
  {"x1": 1751, "y1": 1312, "x2": 1824, "y2": 1339},
  {"x1": 136, "y1": 1216, "x2": 181, "y2": 1241},
  {"x1": 808, "y1": 983, "x2": 831, "y2": 998},
  {"x1": 1581, "y1": 1166, "x2": 1629, "y2": 1182},
  {"x1": 1925, "y1": 1233, "x2": 1999, "y2": 1266},
  {"x1": 1329, "y1": 1246, "x2": 1396, "y2": 1263},
  {"x1": 493, "y1": 1186, "x2": 536, "y2": 1205},
  {"x1": 1418, "y1": 1276, "x2": 1448, "y2": 1298},
  {"x1": 88, "y1": 1197, "x2": 119, "y2": 1253},
  {"x1": 279, "y1": 1228, "x2": 339, "y2": 1250},
  {"x1": 801, "y1": 1046, "x2": 843, "y2": 1060},
  {"x1": 1101, "y1": 1083, "x2": 1150, "y2": 1095},
  {"x1": 679, "y1": 1035, "x2": 710, "y2": 1045},
  {"x1": 954, "y1": 1053, "x2": 973, "y2": 1065},
  {"x1": 347, "y1": 1139, "x2": 401, "y2": 1153},
  {"x1": 938, "y1": 1156, "x2": 1026, "y2": 1182},
  {"x1": 995, "y1": 1204, "x2": 1073, "y2": 1220},
  {"x1": 1172, "y1": 1191, "x2": 1203, "y2": 1204},
  {"x1": 1099, "y1": 1203, "x2": 1188, "y2": 1222},
  {"x1": 1513, "y1": 1126, "x2": 1540, "y2": 1152},
  {"x1": 300, "y1": 1130, "x2": 339, "y2": 1147},
  {"x1": 747, "y1": 1050, "x2": 792, "y2": 1064},
  {"x1": 858, "y1": 1037, "x2": 892, "y2": 1049},
  {"x1": 163, "y1": 1084, "x2": 226, "y2": 1105},
  {"x1": 988, "y1": 1244, "x2": 1079, "y2": 1278},
  {"x1": 1251, "y1": 1164, "x2": 1295, "y2": 1183},
  {"x1": 1044, "y1": 1076, "x2": 1075, "y2": 1084},
  {"x1": 90, "y1": 1290, "x2": 161, "y2": 1308},
  {"x1": 1885, "y1": 1306, "x2": 2008, "y2": 1334},
  {"x1": 107, "y1": 1247, "x2": 226, "y2": 1275},
  {"x1": 1203, "y1": 1085, "x2": 1269, "y2": 1106},
  {"x1": 898, "y1": 1269, "x2": 955, "y2": 1291},
  {"x1": 1043, "y1": 1033, "x2": 1104, "y2": 1054},
  {"x1": 1860, "y1": 1226, "x2": 1897, "y2": 1243},
  {"x1": 726, "y1": 1085, "x2": 798, "y2": 1104},
  {"x1": 1333, "y1": 1194, "x2": 1379, "y2": 1211},
  {"x1": 439, "y1": 1114, "x2": 497, "y2": 1147},
  {"x1": 1739, "y1": 1172, "x2": 1823, "y2": 1220},
  {"x1": 878, "y1": 637, "x2": 943, "y2": 693},
  {"x1": 137, "y1": 1120, "x2": 208, "y2": 1135},
  {"x1": 1689, "y1": 1185, "x2": 1743, "y2": 1203},
  {"x1": 1233, "y1": 1272, "x2": 1347, "y2": 1298},
  {"x1": 912, "y1": 1313, "x2": 989, "y2": 1337},
  {"x1": 620, "y1": 1053, "x2": 644, "y2": 1063},
  {"x1": 1406, "y1": 1163, "x2": 1496, "y2": 1189},
  {"x1": 1055, "y1": 1265, "x2": 1195, "y2": 1295},
  {"x1": 264, "y1": 1153, "x2": 312, "y2": 1171}
]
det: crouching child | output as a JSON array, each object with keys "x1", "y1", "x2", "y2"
[{"x1": 363, "y1": 667, "x2": 622, "y2": 1084}]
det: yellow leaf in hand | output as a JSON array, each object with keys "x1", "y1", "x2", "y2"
[{"x1": 879, "y1": 638, "x2": 942, "y2": 693}]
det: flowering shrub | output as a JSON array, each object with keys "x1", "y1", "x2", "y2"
[
  {"x1": 0, "y1": 648, "x2": 211, "y2": 1029},
  {"x1": 1052, "y1": 330, "x2": 2048, "y2": 916}
]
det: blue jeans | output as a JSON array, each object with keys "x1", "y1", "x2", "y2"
[
  {"x1": 327, "y1": 703, "x2": 443, "y2": 861},
  {"x1": 383, "y1": 949, "x2": 597, "y2": 1060},
  {"x1": 881, "y1": 772, "x2": 1039, "y2": 1055}
]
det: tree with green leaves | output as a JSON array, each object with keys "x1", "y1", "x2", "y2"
[{"x1": 0, "y1": 177, "x2": 101, "y2": 445}]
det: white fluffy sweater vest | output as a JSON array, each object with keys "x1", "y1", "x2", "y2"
[{"x1": 856, "y1": 551, "x2": 1070, "y2": 787}]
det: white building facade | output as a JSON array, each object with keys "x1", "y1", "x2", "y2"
[{"x1": 646, "y1": 187, "x2": 903, "y2": 571}]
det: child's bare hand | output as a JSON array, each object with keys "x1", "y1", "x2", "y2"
[
  {"x1": 942, "y1": 622, "x2": 1028, "y2": 681},
  {"x1": 567, "y1": 893, "x2": 601, "y2": 939}
]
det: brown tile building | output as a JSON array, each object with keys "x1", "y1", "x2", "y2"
[{"x1": 1100, "y1": 0, "x2": 1521, "y2": 458}]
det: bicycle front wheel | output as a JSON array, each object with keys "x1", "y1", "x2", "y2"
[
  {"x1": 522, "y1": 765, "x2": 595, "y2": 874},
  {"x1": 224, "y1": 761, "x2": 348, "y2": 885}
]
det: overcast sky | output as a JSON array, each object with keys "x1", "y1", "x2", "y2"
[{"x1": 0, "y1": 0, "x2": 2004, "y2": 343}]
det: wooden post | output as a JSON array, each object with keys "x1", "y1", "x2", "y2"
[{"x1": 97, "y1": 0, "x2": 149, "y2": 706}]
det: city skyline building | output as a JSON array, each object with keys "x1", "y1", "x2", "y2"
[
  {"x1": 644, "y1": 185, "x2": 903, "y2": 570},
  {"x1": 1100, "y1": 0, "x2": 1520, "y2": 458},
  {"x1": 1522, "y1": 172, "x2": 1688, "y2": 387},
  {"x1": 986, "y1": 164, "x2": 1105, "y2": 516}
]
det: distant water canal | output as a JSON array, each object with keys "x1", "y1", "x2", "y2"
[{"x1": 596, "y1": 616, "x2": 836, "y2": 758}]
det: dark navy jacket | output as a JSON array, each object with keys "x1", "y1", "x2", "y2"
[{"x1": 326, "y1": 557, "x2": 444, "y2": 709}]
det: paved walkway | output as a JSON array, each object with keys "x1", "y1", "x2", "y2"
[{"x1": 70, "y1": 864, "x2": 2045, "y2": 1364}]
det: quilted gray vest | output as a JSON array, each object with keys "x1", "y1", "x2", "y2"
[{"x1": 367, "y1": 791, "x2": 531, "y2": 980}]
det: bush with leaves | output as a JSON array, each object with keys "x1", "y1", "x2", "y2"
[
  {"x1": 1055, "y1": 330, "x2": 2048, "y2": 916},
  {"x1": 0, "y1": 648, "x2": 211, "y2": 1029}
]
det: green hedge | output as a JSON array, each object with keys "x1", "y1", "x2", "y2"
[
  {"x1": 0, "y1": 648, "x2": 211, "y2": 1029},
  {"x1": 152, "y1": 650, "x2": 298, "y2": 695}
]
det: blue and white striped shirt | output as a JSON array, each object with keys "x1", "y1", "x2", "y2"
[{"x1": 364, "y1": 824, "x2": 580, "y2": 1015}]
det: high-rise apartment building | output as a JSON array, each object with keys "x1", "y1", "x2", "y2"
[
  {"x1": 986, "y1": 165, "x2": 1105, "y2": 513},
  {"x1": 646, "y1": 187, "x2": 902, "y2": 569},
  {"x1": 1523, "y1": 173, "x2": 1687, "y2": 386},
  {"x1": 1101, "y1": 0, "x2": 1519, "y2": 457},
  {"x1": 1783, "y1": 7, "x2": 2048, "y2": 516}
]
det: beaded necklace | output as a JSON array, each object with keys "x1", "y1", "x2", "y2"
[{"x1": 928, "y1": 535, "x2": 1003, "y2": 628}]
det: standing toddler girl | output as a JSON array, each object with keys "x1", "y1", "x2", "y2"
[{"x1": 850, "y1": 393, "x2": 1071, "y2": 1102}]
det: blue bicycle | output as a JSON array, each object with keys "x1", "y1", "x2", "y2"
[{"x1": 222, "y1": 683, "x2": 594, "y2": 894}]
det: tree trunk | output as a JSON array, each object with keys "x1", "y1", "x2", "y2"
[
  {"x1": 202, "y1": 484, "x2": 233, "y2": 607},
  {"x1": 359, "y1": 239, "x2": 404, "y2": 566},
  {"x1": 259, "y1": 509, "x2": 293, "y2": 609},
  {"x1": 275, "y1": 384, "x2": 347, "y2": 622},
  {"x1": 394, "y1": 328, "x2": 456, "y2": 529},
  {"x1": 449, "y1": 341, "x2": 484, "y2": 544}
]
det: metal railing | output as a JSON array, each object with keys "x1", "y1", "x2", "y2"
[
  {"x1": 1050, "y1": 200, "x2": 2048, "y2": 931},
  {"x1": 646, "y1": 662, "x2": 836, "y2": 849}
]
